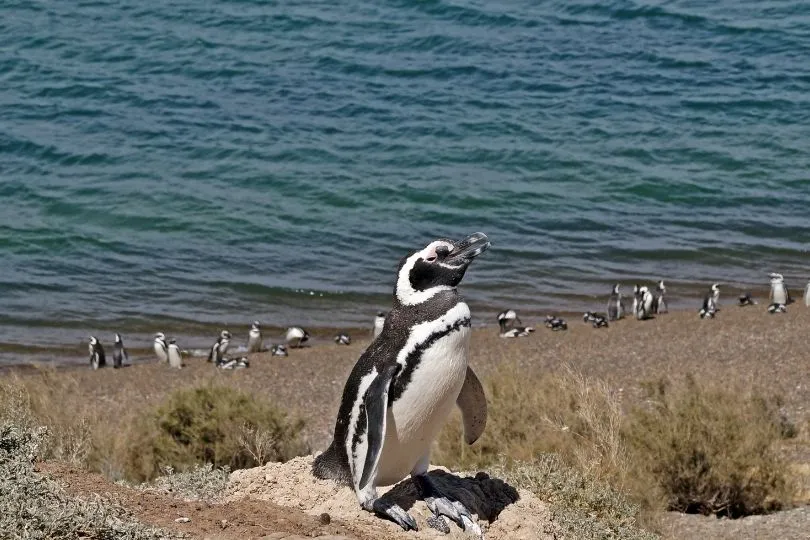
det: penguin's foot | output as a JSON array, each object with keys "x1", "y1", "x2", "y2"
[
  {"x1": 413, "y1": 475, "x2": 483, "y2": 538},
  {"x1": 364, "y1": 498, "x2": 418, "y2": 531}
]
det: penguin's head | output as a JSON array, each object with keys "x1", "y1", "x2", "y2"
[
  {"x1": 395, "y1": 232, "x2": 490, "y2": 306},
  {"x1": 611, "y1": 284, "x2": 620, "y2": 295},
  {"x1": 376, "y1": 311, "x2": 385, "y2": 318},
  {"x1": 769, "y1": 273, "x2": 784, "y2": 284},
  {"x1": 221, "y1": 330, "x2": 232, "y2": 339},
  {"x1": 89, "y1": 336, "x2": 98, "y2": 346},
  {"x1": 251, "y1": 321, "x2": 261, "y2": 330},
  {"x1": 155, "y1": 332, "x2": 166, "y2": 342},
  {"x1": 169, "y1": 337, "x2": 177, "y2": 344},
  {"x1": 657, "y1": 280, "x2": 666, "y2": 292},
  {"x1": 711, "y1": 283, "x2": 720, "y2": 293},
  {"x1": 114, "y1": 333, "x2": 122, "y2": 343}
]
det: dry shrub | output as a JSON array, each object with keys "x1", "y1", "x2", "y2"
[
  {"x1": 125, "y1": 384, "x2": 308, "y2": 482},
  {"x1": 434, "y1": 363, "x2": 628, "y2": 485},
  {"x1": 624, "y1": 375, "x2": 793, "y2": 517}
]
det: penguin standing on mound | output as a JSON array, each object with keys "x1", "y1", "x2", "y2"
[
  {"x1": 247, "y1": 321, "x2": 263, "y2": 353},
  {"x1": 607, "y1": 284, "x2": 625, "y2": 321},
  {"x1": 153, "y1": 333, "x2": 168, "y2": 363},
  {"x1": 635, "y1": 286, "x2": 654, "y2": 320},
  {"x1": 312, "y1": 232, "x2": 490, "y2": 535},
  {"x1": 207, "y1": 330, "x2": 232, "y2": 364},
  {"x1": 112, "y1": 333, "x2": 128, "y2": 368},
  {"x1": 88, "y1": 336, "x2": 106, "y2": 370}
]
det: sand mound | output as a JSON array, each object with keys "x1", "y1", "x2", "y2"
[{"x1": 225, "y1": 456, "x2": 557, "y2": 540}]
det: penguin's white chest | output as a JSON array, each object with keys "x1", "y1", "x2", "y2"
[
  {"x1": 375, "y1": 304, "x2": 472, "y2": 486},
  {"x1": 772, "y1": 283, "x2": 787, "y2": 305}
]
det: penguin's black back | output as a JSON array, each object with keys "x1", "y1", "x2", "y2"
[{"x1": 313, "y1": 290, "x2": 463, "y2": 484}]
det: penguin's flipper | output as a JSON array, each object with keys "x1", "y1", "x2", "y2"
[
  {"x1": 358, "y1": 363, "x2": 399, "y2": 490},
  {"x1": 456, "y1": 366, "x2": 487, "y2": 445}
]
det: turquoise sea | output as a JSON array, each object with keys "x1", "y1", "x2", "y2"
[{"x1": 2, "y1": 0, "x2": 809, "y2": 365}]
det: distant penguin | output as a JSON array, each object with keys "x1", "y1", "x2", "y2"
[
  {"x1": 88, "y1": 336, "x2": 106, "y2": 370},
  {"x1": 498, "y1": 309, "x2": 530, "y2": 337},
  {"x1": 497, "y1": 309, "x2": 522, "y2": 328},
  {"x1": 631, "y1": 285, "x2": 640, "y2": 316},
  {"x1": 153, "y1": 332, "x2": 169, "y2": 363},
  {"x1": 285, "y1": 326, "x2": 309, "y2": 348},
  {"x1": 653, "y1": 280, "x2": 667, "y2": 314},
  {"x1": 805, "y1": 281, "x2": 810, "y2": 307},
  {"x1": 167, "y1": 338, "x2": 183, "y2": 368},
  {"x1": 218, "y1": 330, "x2": 232, "y2": 356},
  {"x1": 312, "y1": 232, "x2": 490, "y2": 533},
  {"x1": 583, "y1": 311, "x2": 598, "y2": 323},
  {"x1": 112, "y1": 333, "x2": 127, "y2": 369},
  {"x1": 373, "y1": 311, "x2": 386, "y2": 339},
  {"x1": 607, "y1": 284, "x2": 625, "y2": 321},
  {"x1": 768, "y1": 303, "x2": 787, "y2": 314},
  {"x1": 335, "y1": 333, "x2": 352, "y2": 345},
  {"x1": 591, "y1": 314, "x2": 609, "y2": 328},
  {"x1": 499, "y1": 326, "x2": 534, "y2": 338},
  {"x1": 769, "y1": 273, "x2": 790, "y2": 306},
  {"x1": 738, "y1": 292, "x2": 757, "y2": 306},
  {"x1": 247, "y1": 321, "x2": 263, "y2": 353},
  {"x1": 635, "y1": 286, "x2": 654, "y2": 320},
  {"x1": 545, "y1": 315, "x2": 568, "y2": 331},
  {"x1": 710, "y1": 283, "x2": 721, "y2": 310},
  {"x1": 270, "y1": 344, "x2": 288, "y2": 357},
  {"x1": 699, "y1": 290, "x2": 717, "y2": 319},
  {"x1": 207, "y1": 330, "x2": 231, "y2": 363}
]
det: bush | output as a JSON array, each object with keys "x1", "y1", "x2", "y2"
[
  {"x1": 0, "y1": 421, "x2": 177, "y2": 540},
  {"x1": 126, "y1": 384, "x2": 308, "y2": 481},
  {"x1": 624, "y1": 375, "x2": 793, "y2": 517},
  {"x1": 130, "y1": 463, "x2": 230, "y2": 502}
]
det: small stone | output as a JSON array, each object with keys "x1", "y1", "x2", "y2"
[
  {"x1": 318, "y1": 512, "x2": 331, "y2": 525},
  {"x1": 219, "y1": 519, "x2": 228, "y2": 529},
  {"x1": 174, "y1": 517, "x2": 190, "y2": 523}
]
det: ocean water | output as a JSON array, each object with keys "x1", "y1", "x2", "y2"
[{"x1": 1, "y1": 0, "x2": 809, "y2": 365}]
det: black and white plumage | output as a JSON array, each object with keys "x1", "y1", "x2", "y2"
[
  {"x1": 285, "y1": 326, "x2": 309, "y2": 348},
  {"x1": 219, "y1": 357, "x2": 250, "y2": 370},
  {"x1": 545, "y1": 315, "x2": 568, "y2": 331},
  {"x1": 805, "y1": 281, "x2": 810, "y2": 307},
  {"x1": 112, "y1": 333, "x2": 127, "y2": 369},
  {"x1": 738, "y1": 292, "x2": 757, "y2": 306},
  {"x1": 635, "y1": 286, "x2": 654, "y2": 320},
  {"x1": 499, "y1": 326, "x2": 535, "y2": 338},
  {"x1": 247, "y1": 321, "x2": 263, "y2": 353},
  {"x1": 768, "y1": 303, "x2": 787, "y2": 314},
  {"x1": 497, "y1": 309, "x2": 522, "y2": 327},
  {"x1": 769, "y1": 273, "x2": 792, "y2": 306},
  {"x1": 631, "y1": 285, "x2": 640, "y2": 317},
  {"x1": 497, "y1": 309, "x2": 532, "y2": 338},
  {"x1": 699, "y1": 291, "x2": 717, "y2": 319},
  {"x1": 335, "y1": 333, "x2": 352, "y2": 345},
  {"x1": 88, "y1": 336, "x2": 106, "y2": 370},
  {"x1": 207, "y1": 330, "x2": 232, "y2": 364},
  {"x1": 373, "y1": 311, "x2": 386, "y2": 340},
  {"x1": 167, "y1": 338, "x2": 183, "y2": 368},
  {"x1": 607, "y1": 284, "x2": 625, "y2": 321},
  {"x1": 153, "y1": 332, "x2": 168, "y2": 363},
  {"x1": 270, "y1": 344, "x2": 288, "y2": 357},
  {"x1": 710, "y1": 283, "x2": 721, "y2": 310},
  {"x1": 312, "y1": 232, "x2": 490, "y2": 534},
  {"x1": 652, "y1": 280, "x2": 667, "y2": 314}
]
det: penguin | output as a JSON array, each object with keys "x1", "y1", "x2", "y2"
[
  {"x1": 497, "y1": 309, "x2": 531, "y2": 337},
  {"x1": 499, "y1": 326, "x2": 534, "y2": 338},
  {"x1": 335, "y1": 333, "x2": 352, "y2": 345},
  {"x1": 286, "y1": 326, "x2": 309, "y2": 348},
  {"x1": 112, "y1": 333, "x2": 127, "y2": 368},
  {"x1": 769, "y1": 273, "x2": 790, "y2": 306},
  {"x1": 738, "y1": 292, "x2": 757, "y2": 306},
  {"x1": 591, "y1": 314, "x2": 609, "y2": 328},
  {"x1": 710, "y1": 283, "x2": 721, "y2": 311},
  {"x1": 699, "y1": 291, "x2": 717, "y2": 319},
  {"x1": 631, "y1": 285, "x2": 640, "y2": 317},
  {"x1": 805, "y1": 281, "x2": 810, "y2": 307},
  {"x1": 545, "y1": 315, "x2": 568, "y2": 331},
  {"x1": 635, "y1": 286, "x2": 654, "y2": 320},
  {"x1": 373, "y1": 311, "x2": 386, "y2": 339},
  {"x1": 606, "y1": 284, "x2": 625, "y2": 321},
  {"x1": 207, "y1": 330, "x2": 232, "y2": 363},
  {"x1": 312, "y1": 232, "x2": 490, "y2": 535},
  {"x1": 270, "y1": 344, "x2": 288, "y2": 357},
  {"x1": 497, "y1": 309, "x2": 522, "y2": 328},
  {"x1": 88, "y1": 336, "x2": 106, "y2": 370},
  {"x1": 153, "y1": 332, "x2": 169, "y2": 363},
  {"x1": 167, "y1": 338, "x2": 183, "y2": 368},
  {"x1": 652, "y1": 280, "x2": 667, "y2": 314},
  {"x1": 768, "y1": 303, "x2": 787, "y2": 314},
  {"x1": 247, "y1": 321, "x2": 263, "y2": 353},
  {"x1": 582, "y1": 311, "x2": 598, "y2": 323}
]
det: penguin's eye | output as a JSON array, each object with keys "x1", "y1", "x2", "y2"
[{"x1": 425, "y1": 256, "x2": 436, "y2": 262}]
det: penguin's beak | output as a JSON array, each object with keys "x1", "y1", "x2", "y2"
[{"x1": 447, "y1": 232, "x2": 490, "y2": 265}]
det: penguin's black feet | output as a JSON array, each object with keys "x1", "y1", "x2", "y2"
[
  {"x1": 364, "y1": 498, "x2": 418, "y2": 531},
  {"x1": 413, "y1": 474, "x2": 483, "y2": 538}
]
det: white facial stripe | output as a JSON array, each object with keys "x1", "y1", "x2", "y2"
[
  {"x1": 395, "y1": 302, "x2": 471, "y2": 368},
  {"x1": 347, "y1": 368, "x2": 378, "y2": 487},
  {"x1": 396, "y1": 250, "x2": 453, "y2": 305}
]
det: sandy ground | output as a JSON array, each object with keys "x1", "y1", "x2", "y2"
[{"x1": 12, "y1": 300, "x2": 810, "y2": 538}]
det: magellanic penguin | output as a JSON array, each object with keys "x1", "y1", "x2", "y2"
[
  {"x1": 167, "y1": 338, "x2": 183, "y2": 368},
  {"x1": 335, "y1": 333, "x2": 352, "y2": 345},
  {"x1": 500, "y1": 326, "x2": 534, "y2": 338},
  {"x1": 247, "y1": 321, "x2": 263, "y2": 353},
  {"x1": 631, "y1": 285, "x2": 640, "y2": 317},
  {"x1": 699, "y1": 288, "x2": 717, "y2": 319},
  {"x1": 768, "y1": 303, "x2": 787, "y2": 314},
  {"x1": 545, "y1": 315, "x2": 568, "y2": 331},
  {"x1": 805, "y1": 281, "x2": 810, "y2": 307},
  {"x1": 497, "y1": 309, "x2": 532, "y2": 337},
  {"x1": 653, "y1": 280, "x2": 667, "y2": 314},
  {"x1": 113, "y1": 333, "x2": 128, "y2": 369},
  {"x1": 710, "y1": 283, "x2": 721, "y2": 311},
  {"x1": 270, "y1": 344, "x2": 288, "y2": 357},
  {"x1": 497, "y1": 309, "x2": 522, "y2": 328},
  {"x1": 153, "y1": 332, "x2": 169, "y2": 363},
  {"x1": 312, "y1": 232, "x2": 490, "y2": 534},
  {"x1": 769, "y1": 273, "x2": 791, "y2": 306},
  {"x1": 738, "y1": 292, "x2": 757, "y2": 306},
  {"x1": 635, "y1": 286, "x2": 654, "y2": 320},
  {"x1": 373, "y1": 311, "x2": 386, "y2": 339},
  {"x1": 607, "y1": 284, "x2": 625, "y2": 321},
  {"x1": 207, "y1": 330, "x2": 232, "y2": 363},
  {"x1": 583, "y1": 312, "x2": 609, "y2": 328},
  {"x1": 286, "y1": 326, "x2": 309, "y2": 348},
  {"x1": 88, "y1": 336, "x2": 106, "y2": 370}
]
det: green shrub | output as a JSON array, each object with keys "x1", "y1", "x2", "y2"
[
  {"x1": 624, "y1": 375, "x2": 793, "y2": 517},
  {"x1": 126, "y1": 384, "x2": 308, "y2": 481}
]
